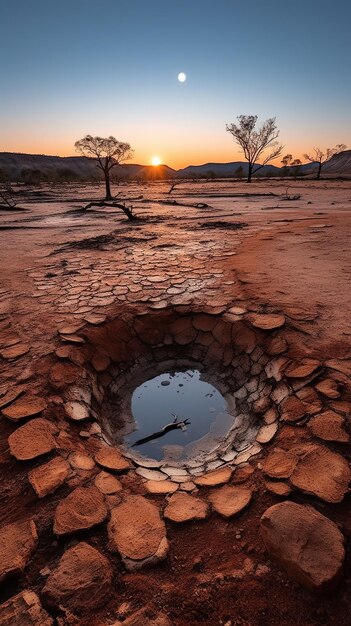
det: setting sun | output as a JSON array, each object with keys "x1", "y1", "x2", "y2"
[{"x1": 151, "y1": 155, "x2": 162, "y2": 166}]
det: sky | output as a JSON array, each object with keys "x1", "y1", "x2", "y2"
[{"x1": 0, "y1": 0, "x2": 350, "y2": 169}]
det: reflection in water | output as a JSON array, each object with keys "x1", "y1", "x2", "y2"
[{"x1": 125, "y1": 369, "x2": 235, "y2": 461}]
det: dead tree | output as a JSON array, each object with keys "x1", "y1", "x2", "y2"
[
  {"x1": 0, "y1": 182, "x2": 18, "y2": 209},
  {"x1": 226, "y1": 115, "x2": 283, "y2": 182},
  {"x1": 303, "y1": 144, "x2": 347, "y2": 179},
  {"x1": 82, "y1": 200, "x2": 136, "y2": 221},
  {"x1": 75, "y1": 135, "x2": 133, "y2": 200}
]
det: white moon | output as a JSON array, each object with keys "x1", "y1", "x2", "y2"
[{"x1": 178, "y1": 72, "x2": 186, "y2": 82}]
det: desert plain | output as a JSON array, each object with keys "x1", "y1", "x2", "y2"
[{"x1": 0, "y1": 177, "x2": 351, "y2": 625}]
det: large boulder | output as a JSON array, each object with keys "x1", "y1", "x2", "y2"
[
  {"x1": 0, "y1": 519, "x2": 37, "y2": 582},
  {"x1": 28, "y1": 456, "x2": 70, "y2": 498},
  {"x1": 0, "y1": 590, "x2": 53, "y2": 625},
  {"x1": 42, "y1": 542, "x2": 112, "y2": 612},
  {"x1": 108, "y1": 495, "x2": 168, "y2": 570},
  {"x1": 53, "y1": 486, "x2": 108, "y2": 535},
  {"x1": 8, "y1": 418, "x2": 57, "y2": 461},
  {"x1": 290, "y1": 444, "x2": 351, "y2": 503},
  {"x1": 260, "y1": 501, "x2": 345, "y2": 592}
]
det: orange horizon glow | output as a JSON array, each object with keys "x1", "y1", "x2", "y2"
[{"x1": 151, "y1": 156, "x2": 162, "y2": 166}]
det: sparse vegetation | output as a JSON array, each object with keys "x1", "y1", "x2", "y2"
[
  {"x1": 304, "y1": 144, "x2": 347, "y2": 179},
  {"x1": 226, "y1": 115, "x2": 283, "y2": 183},
  {"x1": 75, "y1": 135, "x2": 133, "y2": 200}
]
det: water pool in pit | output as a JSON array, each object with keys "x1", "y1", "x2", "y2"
[{"x1": 124, "y1": 369, "x2": 236, "y2": 462}]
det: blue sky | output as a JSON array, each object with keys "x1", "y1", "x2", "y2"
[{"x1": 0, "y1": 0, "x2": 350, "y2": 167}]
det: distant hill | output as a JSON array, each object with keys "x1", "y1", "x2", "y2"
[{"x1": 0, "y1": 150, "x2": 349, "y2": 182}]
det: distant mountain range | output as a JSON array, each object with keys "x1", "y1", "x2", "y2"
[{"x1": 0, "y1": 150, "x2": 350, "y2": 182}]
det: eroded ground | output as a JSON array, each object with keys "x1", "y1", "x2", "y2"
[{"x1": 0, "y1": 179, "x2": 351, "y2": 625}]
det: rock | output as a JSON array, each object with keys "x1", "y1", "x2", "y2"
[
  {"x1": 234, "y1": 443, "x2": 262, "y2": 464},
  {"x1": 95, "y1": 447, "x2": 131, "y2": 472},
  {"x1": 308, "y1": 411, "x2": 349, "y2": 443},
  {"x1": 264, "y1": 480, "x2": 291, "y2": 496},
  {"x1": 53, "y1": 486, "x2": 108, "y2": 535},
  {"x1": 61, "y1": 334, "x2": 85, "y2": 344},
  {"x1": 163, "y1": 492, "x2": 209, "y2": 522},
  {"x1": 64, "y1": 401, "x2": 90, "y2": 421},
  {"x1": 252, "y1": 396, "x2": 271, "y2": 414},
  {"x1": 263, "y1": 407, "x2": 278, "y2": 424},
  {"x1": 250, "y1": 314, "x2": 285, "y2": 330},
  {"x1": 118, "y1": 607, "x2": 172, "y2": 626},
  {"x1": 2, "y1": 395, "x2": 47, "y2": 421},
  {"x1": 42, "y1": 542, "x2": 112, "y2": 612},
  {"x1": 266, "y1": 336, "x2": 288, "y2": 356},
  {"x1": 68, "y1": 452, "x2": 95, "y2": 470},
  {"x1": 260, "y1": 501, "x2": 345, "y2": 591},
  {"x1": 296, "y1": 386, "x2": 322, "y2": 414},
  {"x1": 0, "y1": 590, "x2": 53, "y2": 625},
  {"x1": 145, "y1": 480, "x2": 178, "y2": 494},
  {"x1": 290, "y1": 445, "x2": 351, "y2": 503},
  {"x1": 0, "y1": 519, "x2": 38, "y2": 582},
  {"x1": 94, "y1": 471, "x2": 122, "y2": 494},
  {"x1": 208, "y1": 485, "x2": 252, "y2": 518},
  {"x1": 84, "y1": 314, "x2": 107, "y2": 325},
  {"x1": 256, "y1": 422, "x2": 278, "y2": 443},
  {"x1": 231, "y1": 465, "x2": 254, "y2": 484},
  {"x1": 0, "y1": 343, "x2": 30, "y2": 359},
  {"x1": 315, "y1": 379, "x2": 340, "y2": 398},
  {"x1": 50, "y1": 362, "x2": 81, "y2": 388},
  {"x1": 194, "y1": 466, "x2": 233, "y2": 487},
  {"x1": 108, "y1": 495, "x2": 168, "y2": 570},
  {"x1": 227, "y1": 306, "x2": 247, "y2": 315},
  {"x1": 28, "y1": 456, "x2": 70, "y2": 497},
  {"x1": 9, "y1": 418, "x2": 57, "y2": 461},
  {"x1": 58, "y1": 324, "x2": 84, "y2": 335},
  {"x1": 0, "y1": 385, "x2": 27, "y2": 409},
  {"x1": 280, "y1": 396, "x2": 307, "y2": 423},
  {"x1": 136, "y1": 467, "x2": 167, "y2": 481},
  {"x1": 285, "y1": 359, "x2": 321, "y2": 379},
  {"x1": 262, "y1": 448, "x2": 298, "y2": 479}
]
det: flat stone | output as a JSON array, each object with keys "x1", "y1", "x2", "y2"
[
  {"x1": 68, "y1": 451, "x2": 95, "y2": 470},
  {"x1": 285, "y1": 359, "x2": 321, "y2": 379},
  {"x1": 208, "y1": 485, "x2": 252, "y2": 518},
  {"x1": 64, "y1": 401, "x2": 90, "y2": 421},
  {"x1": 263, "y1": 407, "x2": 278, "y2": 424},
  {"x1": 162, "y1": 466, "x2": 189, "y2": 477},
  {"x1": 0, "y1": 519, "x2": 38, "y2": 582},
  {"x1": 42, "y1": 542, "x2": 112, "y2": 612},
  {"x1": 108, "y1": 495, "x2": 168, "y2": 570},
  {"x1": 265, "y1": 480, "x2": 291, "y2": 496},
  {"x1": 95, "y1": 447, "x2": 131, "y2": 472},
  {"x1": 58, "y1": 324, "x2": 84, "y2": 335},
  {"x1": 227, "y1": 306, "x2": 247, "y2": 315},
  {"x1": 280, "y1": 396, "x2": 307, "y2": 423},
  {"x1": 194, "y1": 466, "x2": 233, "y2": 487},
  {"x1": 163, "y1": 492, "x2": 209, "y2": 522},
  {"x1": 28, "y1": 457, "x2": 70, "y2": 497},
  {"x1": 260, "y1": 501, "x2": 345, "y2": 591},
  {"x1": 266, "y1": 336, "x2": 288, "y2": 356},
  {"x1": 290, "y1": 445, "x2": 351, "y2": 503},
  {"x1": 95, "y1": 471, "x2": 123, "y2": 494},
  {"x1": 0, "y1": 590, "x2": 53, "y2": 626},
  {"x1": 84, "y1": 314, "x2": 107, "y2": 325},
  {"x1": 263, "y1": 448, "x2": 298, "y2": 479},
  {"x1": 145, "y1": 480, "x2": 178, "y2": 494},
  {"x1": 308, "y1": 410, "x2": 349, "y2": 443},
  {"x1": 250, "y1": 314, "x2": 285, "y2": 331},
  {"x1": 49, "y1": 362, "x2": 81, "y2": 388},
  {"x1": 53, "y1": 486, "x2": 108, "y2": 535},
  {"x1": 0, "y1": 385, "x2": 27, "y2": 409},
  {"x1": 315, "y1": 379, "x2": 340, "y2": 399},
  {"x1": 9, "y1": 418, "x2": 57, "y2": 461},
  {"x1": 136, "y1": 467, "x2": 167, "y2": 481},
  {"x1": 61, "y1": 334, "x2": 85, "y2": 344},
  {"x1": 0, "y1": 343, "x2": 30, "y2": 359},
  {"x1": 2, "y1": 395, "x2": 47, "y2": 421},
  {"x1": 234, "y1": 443, "x2": 262, "y2": 465},
  {"x1": 256, "y1": 422, "x2": 278, "y2": 443}
]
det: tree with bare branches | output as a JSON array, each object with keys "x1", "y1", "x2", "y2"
[
  {"x1": 75, "y1": 135, "x2": 133, "y2": 200},
  {"x1": 226, "y1": 115, "x2": 283, "y2": 183},
  {"x1": 303, "y1": 144, "x2": 347, "y2": 180}
]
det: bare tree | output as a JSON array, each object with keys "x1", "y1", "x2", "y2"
[
  {"x1": 75, "y1": 135, "x2": 133, "y2": 200},
  {"x1": 0, "y1": 181, "x2": 18, "y2": 209},
  {"x1": 226, "y1": 115, "x2": 283, "y2": 183},
  {"x1": 281, "y1": 155, "x2": 302, "y2": 178},
  {"x1": 303, "y1": 144, "x2": 346, "y2": 180}
]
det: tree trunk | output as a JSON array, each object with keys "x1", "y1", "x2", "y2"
[
  {"x1": 316, "y1": 162, "x2": 322, "y2": 180},
  {"x1": 104, "y1": 168, "x2": 112, "y2": 200},
  {"x1": 247, "y1": 162, "x2": 253, "y2": 183}
]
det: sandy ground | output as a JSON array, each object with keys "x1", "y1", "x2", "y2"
[{"x1": 0, "y1": 178, "x2": 351, "y2": 625}]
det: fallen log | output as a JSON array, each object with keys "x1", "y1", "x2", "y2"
[{"x1": 81, "y1": 201, "x2": 136, "y2": 220}]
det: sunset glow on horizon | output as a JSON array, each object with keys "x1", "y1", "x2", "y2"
[{"x1": 0, "y1": 1, "x2": 350, "y2": 170}]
